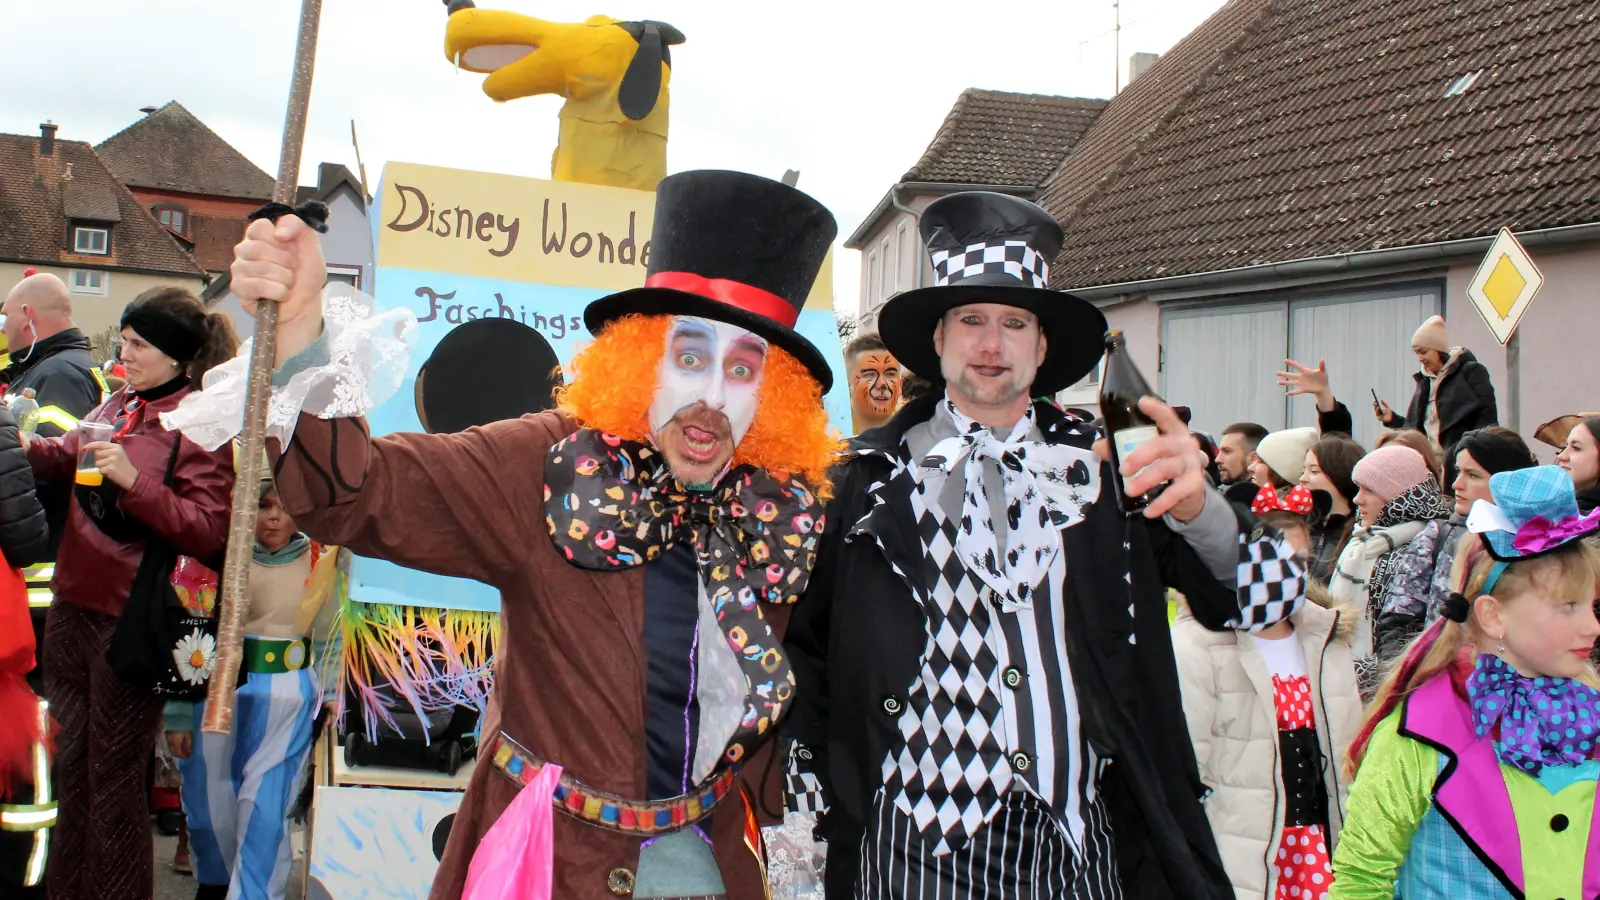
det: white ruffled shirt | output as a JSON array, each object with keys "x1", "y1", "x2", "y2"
[{"x1": 160, "y1": 287, "x2": 417, "y2": 450}]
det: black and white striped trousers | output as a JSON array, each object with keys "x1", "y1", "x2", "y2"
[{"x1": 858, "y1": 788, "x2": 1121, "y2": 899}]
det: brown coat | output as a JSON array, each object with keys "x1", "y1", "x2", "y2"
[{"x1": 271, "y1": 410, "x2": 783, "y2": 900}]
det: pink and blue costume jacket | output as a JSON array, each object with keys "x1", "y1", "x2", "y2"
[{"x1": 1330, "y1": 667, "x2": 1600, "y2": 899}]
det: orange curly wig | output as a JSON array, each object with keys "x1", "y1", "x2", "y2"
[{"x1": 555, "y1": 314, "x2": 840, "y2": 486}]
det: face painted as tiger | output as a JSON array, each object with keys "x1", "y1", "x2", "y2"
[{"x1": 850, "y1": 350, "x2": 902, "y2": 433}]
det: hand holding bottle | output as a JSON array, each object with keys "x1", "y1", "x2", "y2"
[
  {"x1": 1099, "y1": 331, "x2": 1207, "y2": 521},
  {"x1": 1097, "y1": 397, "x2": 1209, "y2": 522}
]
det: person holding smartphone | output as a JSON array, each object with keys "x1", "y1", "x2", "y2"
[{"x1": 1278, "y1": 315, "x2": 1496, "y2": 488}]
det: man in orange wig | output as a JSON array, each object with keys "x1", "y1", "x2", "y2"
[{"x1": 190, "y1": 170, "x2": 839, "y2": 899}]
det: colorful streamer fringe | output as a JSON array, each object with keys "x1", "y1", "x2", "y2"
[{"x1": 335, "y1": 577, "x2": 497, "y2": 743}]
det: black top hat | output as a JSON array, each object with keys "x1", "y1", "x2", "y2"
[
  {"x1": 415, "y1": 318, "x2": 563, "y2": 434},
  {"x1": 876, "y1": 191, "x2": 1106, "y2": 395},
  {"x1": 583, "y1": 170, "x2": 837, "y2": 391}
]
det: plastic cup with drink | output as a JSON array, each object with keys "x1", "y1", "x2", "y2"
[{"x1": 76, "y1": 422, "x2": 115, "y2": 487}]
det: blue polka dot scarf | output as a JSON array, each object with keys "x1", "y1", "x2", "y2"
[{"x1": 1465, "y1": 652, "x2": 1600, "y2": 776}]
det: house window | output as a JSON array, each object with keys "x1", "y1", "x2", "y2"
[
  {"x1": 68, "y1": 269, "x2": 107, "y2": 295},
  {"x1": 879, "y1": 237, "x2": 894, "y2": 298},
  {"x1": 326, "y1": 265, "x2": 362, "y2": 290},
  {"x1": 866, "y1": 250, "x2": 882, "y2": 311},
  {"x1": 153, "y1": 205, "x2": 187, "y2": 234},
  {"x1": 73, "y1": 227, "x2": 109, "y2": 255},
  {"x1": 897, "y1": 220, "x2": 916, "y2": 292}
]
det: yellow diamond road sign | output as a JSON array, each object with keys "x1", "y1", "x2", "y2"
[{"x1": 1467, "y1": 227, "x2": 1543, "y2": 345}]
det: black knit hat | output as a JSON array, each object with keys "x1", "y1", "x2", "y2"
[
  {"x1": 877, "y1": 191, "x2": 1105, "y2": 395},
  {"x1": 583, "y1": 170, "x2": 837, "y2": 391}
]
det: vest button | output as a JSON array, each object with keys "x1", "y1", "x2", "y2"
[
  {"x1": 606, "y1": 866, "x2": 636, "y2": 895},
  {"x1": 1011, "y1": 751, "x2": 1032, "y2": 773},
  {"x1": 1003, "y1": 667, "x2": 1023, "y2": 689},
  {"x1": 1552, "y1": 813, "x2": 1570, "y2": 832},
  {"x1": 882, "y1": 697, "x2": 902, "y2": 715}
]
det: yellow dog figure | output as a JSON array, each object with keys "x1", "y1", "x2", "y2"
[{"x1": 444, "y1": 1, "x2": 684, "y2": 192}]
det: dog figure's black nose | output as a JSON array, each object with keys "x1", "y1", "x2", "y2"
[{"x1": 446, "y1": 0, "x2": 475, "y2": 13}]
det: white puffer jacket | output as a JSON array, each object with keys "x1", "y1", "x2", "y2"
[{"x1": 1173, "y1": 598, "x2": 1363, "y2": 900}]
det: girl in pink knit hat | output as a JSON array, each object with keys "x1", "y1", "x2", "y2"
[{"x1": 1329, "y1": 445, "x2": 1452, "y2": 697}]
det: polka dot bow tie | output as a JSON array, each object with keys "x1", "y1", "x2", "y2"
[{"x1": 1466, "y1": 652, "x2": 1600, "y2": 776}]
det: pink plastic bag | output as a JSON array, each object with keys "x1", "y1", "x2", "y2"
[{"x1": 460, "y1": 763, "x2": 563, "y2": 900}]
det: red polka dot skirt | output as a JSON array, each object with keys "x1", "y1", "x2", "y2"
[
  {"x1": 1272, "y1": 675, "x2": 1332, "y2": 899},
  {"x1": 1275, "y1": 824, "x2": 1332, "y2": 900}
]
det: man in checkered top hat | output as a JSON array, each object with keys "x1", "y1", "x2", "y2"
[{"x1": 784, "y1": 192, "x2": 1307, "y2": 898}]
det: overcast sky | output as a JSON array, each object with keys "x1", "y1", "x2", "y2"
[{"x1": 6, "y1": 0, "x2": 1226, "y2": 314}]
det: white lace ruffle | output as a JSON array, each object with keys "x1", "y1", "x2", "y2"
[
  {"x1": 161, "y1": 286, "x2": 418, "y2": 452},
  {"x1": 761, "y1": 811, "x2": 826, "y2": 899}
]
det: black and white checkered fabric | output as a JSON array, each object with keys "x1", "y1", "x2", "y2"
[
  {"x1": 883, "y1": 474, "x2": 1012, "y2": 856},
  {"x1": 1226, "y1": 525, "x2": 1309, "y2": 633},
  {"x1": 929, "y1": 240, "x2": 1050, "y2": 288},
  {"x1": 785, "y1": 740, "x2": 829, "y2": 815}
]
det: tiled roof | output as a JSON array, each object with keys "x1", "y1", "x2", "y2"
[
  {"x1": 904, "y1": 89, "x2": 1108, "y2": 186},
  {"x1": 1043, "y1": 0, "x2": 1600, "y2": 289},
  {"x1": 61, "y1": 179, "x2": 122, "y2": 222},
  {"x1": 0, "y1": 132, "x2": 207, "y2": 277},
  {"x1": 96, "y1": 101, "x2": 275, "y2": 201}
]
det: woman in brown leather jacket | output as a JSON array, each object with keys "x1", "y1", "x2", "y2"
[{"x1": 24, "y1": 286, "x2": 236, "y2": 900}]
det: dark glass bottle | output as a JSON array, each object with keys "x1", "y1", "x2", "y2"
[{"x1": 1100, "y1": 330, "x2": 1163, "y2": 513}]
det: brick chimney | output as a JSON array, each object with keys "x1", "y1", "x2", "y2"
[{"x1": 39, "y1": 121, "x2": 57, "y2": 158}]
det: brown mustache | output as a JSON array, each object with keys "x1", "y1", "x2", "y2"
[{"x1": 671, "y1": 404, "x2": 732, "y2": 440}]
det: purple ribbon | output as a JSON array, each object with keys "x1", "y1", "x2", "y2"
[{"x1": 1512, "y1": 509, "x2": 1600, "y2": 554}]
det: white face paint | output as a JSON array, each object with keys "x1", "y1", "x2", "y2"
[{"x1": 649, "y1": 316, "x2": 768, "y2": 445}]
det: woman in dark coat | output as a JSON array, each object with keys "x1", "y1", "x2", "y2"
[
  {"x1": 1373, "y1": 315, "x2": 1497, "y2": 486},
  {"x1": 25, "y1": 288, "x2": 237, "y2": 900},
  {"x1": 1299, "y1": 433, "x2": 1364, "y2": 585}
]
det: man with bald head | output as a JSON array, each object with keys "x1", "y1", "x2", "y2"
[
  {"x1": 1, "y1": 274, "x2": 102, "y2": 441},
  {"x1": 2, "y1": 274, "x2": 103, "y2": 699}
]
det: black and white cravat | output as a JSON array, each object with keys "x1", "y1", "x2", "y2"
[{"x1": 921, "y1": 401, "x2": 1098, "y2": 612}]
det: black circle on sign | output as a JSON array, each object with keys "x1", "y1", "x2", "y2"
[
  {"x1": 432, "y1": 812, "x2": 457, "y2": 861},
  {"x1": 417, "y1": 317, "x2": 564, "y2": 434}
]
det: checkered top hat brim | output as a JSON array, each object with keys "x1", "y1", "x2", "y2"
[
  {"x1": 877, "y1": 191, "x2": 1106, "y2": 395},
  {"x1": 1468, "y1": 465, "x2": 1600, "y2": 560}
]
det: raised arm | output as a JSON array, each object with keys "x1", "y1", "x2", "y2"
[
  {"x1": 270, "y1": 411, "x2": 560, "y2": 587},
  {"x1": 164, "y1": 211, "x2": 560, "y2": 588}
]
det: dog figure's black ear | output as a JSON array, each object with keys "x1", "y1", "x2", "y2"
[{"x1": 617, "y1": 21, "x2": 684, "y2": 121}]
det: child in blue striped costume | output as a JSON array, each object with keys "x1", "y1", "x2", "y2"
[{"x1": 164, "y1": 480, "x2": 340, "y2": 900}]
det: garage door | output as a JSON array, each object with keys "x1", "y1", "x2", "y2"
[
  {"x1": 1161, "y1": 304, "x2": 1288, "y2": 438},
  {"x1": 1285, "y1": 290, "x2": 1441, "y2": 449},
  {"x1": 1160, "y1": 283, "x2": 1441, "y2": 449}
]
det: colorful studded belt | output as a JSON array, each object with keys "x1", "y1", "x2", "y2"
[{"x1": 489, "y1": 731, "x2": 740, "y2": 835}]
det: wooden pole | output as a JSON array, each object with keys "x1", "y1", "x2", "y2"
[{"x1": 203, "y1": 0, "x2": 324, "y2": 735}]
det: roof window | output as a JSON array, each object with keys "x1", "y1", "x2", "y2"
[{"x1": 1444, "y1": 70, "x2": 1483, "y2": 98}]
